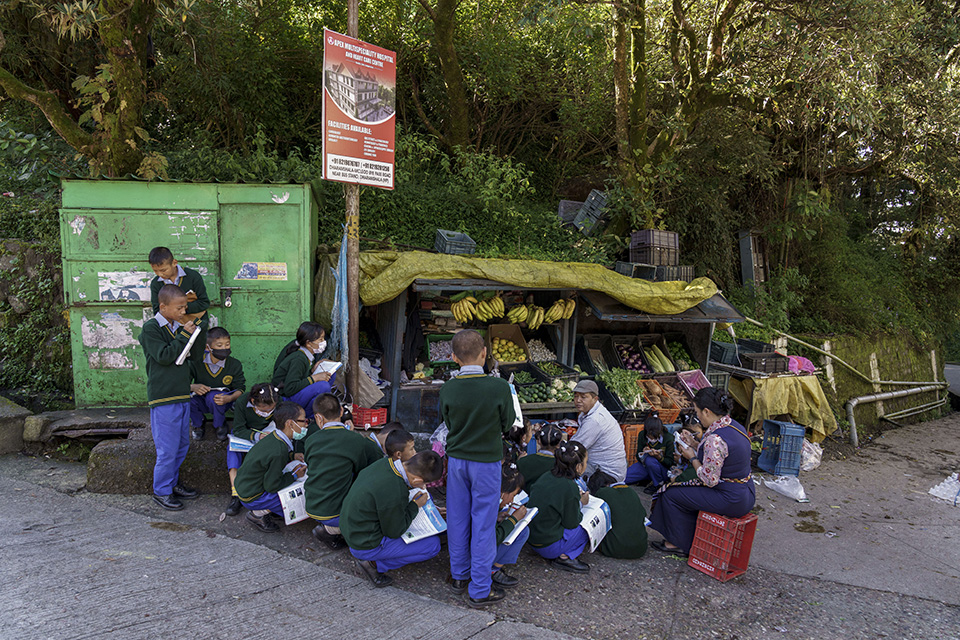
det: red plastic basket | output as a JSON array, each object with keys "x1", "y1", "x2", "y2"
[
  {"x1": 352, "y1": 405, "x2": 388, "y2": 429},
  {"x1": 688, "y1": 511, "x2": 759, "y2": 582},
  {"x1": 621, "y1": 424, "x2": 643, "y2": 464}
]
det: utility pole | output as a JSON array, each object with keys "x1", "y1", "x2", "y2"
[{"x1": 345, "y1": 0, "x2": 360, "y2": 402}]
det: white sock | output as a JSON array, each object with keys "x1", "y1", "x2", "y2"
[{"x1": 252, "y1": 509, "x2": 270, "y2": 517}]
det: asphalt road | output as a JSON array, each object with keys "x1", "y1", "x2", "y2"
[{"x1": 3, "y1": 412, "x2": 960, "y2": 639}]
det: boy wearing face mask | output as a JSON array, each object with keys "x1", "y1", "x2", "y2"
[
  {"x1": 189, "y1": 327, "x2": 246, "y2": 441},
  {"x1": 235, "y1": 401, "x2": 310, "y2": 533},
  {"x1": 223, "y1": 383, "x2": 279, "y2": 517}
]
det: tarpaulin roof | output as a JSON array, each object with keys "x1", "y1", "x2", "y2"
[{"x1": 355, "y1": 251, "x2": 718, "y2": 314}]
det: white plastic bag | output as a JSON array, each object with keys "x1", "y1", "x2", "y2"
[
  {"x1": 761, "y1": 475, "x2": 808, "y2": 502},
  {"x1": 800, "y1": 440, "x2": 823, "y2": 472},
  {"x1": 430, "y1": 422, "x2": 448, "y2": 447}
]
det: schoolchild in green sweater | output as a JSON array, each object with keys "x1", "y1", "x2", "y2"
[
  {"x1": 138, "y1": 284, "x2": 205, "y2": 512},
  {"x1": 149, "y1": 247, "x2": 209, "y2": 327},
  {"x1": 303, "y1": 393, "x2": 384, "y2": 550},
  {"x1": 527, "y1": 441, "x2": 591, "y2": 574},
  {"x1": 341, "y1": 451, "x2": 444, "y2": 588},
  {"x1": 517, "y1": 423, "x2": 565, "y2": 489},
  {"x1": 440, "y1": 330, "x2": 516, "y2": 607},
  {"x1": 272, "y1": 322, "x2": 337, "y2": 414},
  {"x1": 362, "y1": 421, "x2": 416, "y2": 462},
  {"x1": 235, "y1": 401, "x2": 309, "y2": 533},
  {"x1": 189, "y1": 327, "x2": 245, "y2": 441},
  {"x1": 625, "y1": 412, "x2": 675, "y2": 494},
  {"x1": 587, "y1": 473, "x2": 648, "y2": 559},
  {"x1": 489, "y1": 464, "x2": 529, "y2": 589},
  {"x1": 224, "y1": 383, "x2": 280, "y2": 517}
]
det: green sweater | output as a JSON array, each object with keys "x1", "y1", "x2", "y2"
[
  {"x1": 527, "y1": 472, "x2": 581, "y2": 548},
  {"x1": 232, "y1": 393, "x2": 273, "y2": 441},
  {"x1": 517, "y1": 452, "x2": 556, "y2": 489},
  {"x1": 234, "y1": 431, "x2": 296, "y2": 502},
  {"x1": 138, "y1": 317, "x2": 205, "y2": 407},
  {"x1": 272, "y1": 349, "x2": 315, "y2": 397},
  {"x1": 439, "y1": 373, "x2": 516, "y2": 462},
  {"x1": 594, "y1": 485, "x2": 648, "y2": 559},
  {"x1": 190, "y1": 355, "x2": 246, "y2": 392},
  {"x1": 303, "y1": 424, "x2": 383, "y2": 520},
  {"x1": 150, "y1": 266, "x2": 209, "y2": 316},
  {"x1": 638, "y1": 429, "x2": 675, "y2": 466},
  {"x1": 496, "y1": 512, "x2": 519, "y2": 546},
  {"x1": 341, "y1": 458, "x2": 419, "y2": 550}
]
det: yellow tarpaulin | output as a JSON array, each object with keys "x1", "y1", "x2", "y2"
[
  {"x1": 734, "y1": 375, "x2": 839, "y2": 443},
  {"x1": 357, "y1": 251, "x2": 718, "y2": 313}
]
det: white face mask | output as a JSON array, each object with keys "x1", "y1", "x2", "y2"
[
  {"x1": 254, "y1": 408, "x2": 274, "y2": 418},
  {"x1": 314, "y1": 340, "x2": 327, "y2": 354}
]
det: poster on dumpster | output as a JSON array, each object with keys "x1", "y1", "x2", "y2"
[{"x1": 322, "y1": 29, "x2": 397, "y2": 190}]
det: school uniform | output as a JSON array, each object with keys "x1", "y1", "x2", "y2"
[
  {"x1": 439, "y1": 365, "x2": 517, "y2": 600},
  {"x1": 234, "y1": 430, "x2": 298, "y2": 516},
  {"x1": 516, "y1": 451, "x2": 555, "y2": 488},
  {"x1": 225, "y1": 394, "x2": 275, "y2": 484},
  {"x1": 492, "y1": 506, "x2": 530, "y2": 570},
  {"x1": 150, "y1": 264, "x2": 209, "y2": 326},
  {"x1": 189, "y1": 352, "x2": 245, "y2": 431},
  {"x1": 593, "y1": 484, "x2": 648, "y2": 559},
  {"x1": 527, "y1": 472, "x2": 589, "y2": 560},
  {"x1": 303, "y1": 421, "x2": 382, "y2": 528},
  {"x1": 624, "y1": 430, "x2": 675, "y2": 487},
  {"x1": 138, "y1": 312, "x2": 206, "y2": 497},
  {"x1": 341, "y1": 458, "x2": 441, "y2": 571},
  {"x1": 273, "y1": 346, "x2": 335, "y2": 414}
]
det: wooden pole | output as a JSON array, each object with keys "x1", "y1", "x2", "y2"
[{"x1": 345, "y1": 0, "x2": 361, "y2": 402}]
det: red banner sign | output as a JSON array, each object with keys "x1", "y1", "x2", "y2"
[{"x1": 322, "y1": 29, "x2": 397, "y2": 190}]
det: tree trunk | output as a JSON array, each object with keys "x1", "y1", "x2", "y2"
[{"x1": 432, "y1": 0, "x2": 470, "y2": 150}]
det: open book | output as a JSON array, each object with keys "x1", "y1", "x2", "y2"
[
  {"x1": 579, "y1": 495, "x2": 612, "y2": 553},
  {"x1": 503, "y1": 506, "x2": 538, "y2": 546},
  {"x1": 228, "y1": 435, "x2": 254, "y2": 453},
  {"x1": 278, "y1": 478, "x2": 309, "y2": 525},
  {"x1": 312, "y1": 360, "x2": 343, "y2": 376},
  {"x1": 402, "y1": 488, "x2": 447, "y2": 544}
]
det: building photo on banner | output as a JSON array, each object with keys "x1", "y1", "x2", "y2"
[{"x1": 322, "y1": 28, "x2": 397, "y2": 190}]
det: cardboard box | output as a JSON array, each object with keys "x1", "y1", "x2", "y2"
[{"x1": 486, "y1": 324, "x2": 529, "y2": 365}]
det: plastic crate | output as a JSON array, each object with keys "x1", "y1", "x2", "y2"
[
  {"x1": 678, "y1": 369, "x2": 711, "y2": 397},
  {"x1": 638, "y1": 334, "x2": 676, "y2": 372},
  {"x1": 610, "y1": 335, "x2": 652, "y2": 374},
  {"x1": 630, "y1": 245, "x2": 679, "y2": 266},
  {"x1": 653, "y1": 265, "x2": 695, "y2": 282},
  {"x1": 741, "y1": 352, "x2": 789, "y2": 374},
  {"x1": 594, "y1": 377, "x2": 626, "y2": 422},
  {"x1": 423, "y1": 334, "x2": 456, "y2": 364},
  {"x1": 757, "y1": 419, "x2": 804, "y2": 476},
  {"x1": 630, "y1": 229, "x2": 680, "y2": 250},
  {"x1": 622, "y1": 424, "x2": 643, "y2": 464},
  {"x1": 688, "y1": 512, "x2": 759, "y2": 582},
  {"x1": 651, "y1": 374, "x2": 694, "y2": 412},
  {"x1": 579, "y1": 189, "x2": 608, "y2": 218},
  {"x1": 710, "y1": 340, "x2": 740, "y2": 366},
  {"x1": 706, "y1": 370, "x2": 731, "y2": 391},
  {"x1": 352, "y1": 405, "x2": 389, "y2": 430},
  {"x1": 575, "y1": 334, "x2": 619, "y2": 375},
  {"x1": 434, "y1": 229, "x2": 477, "y2": 255},
  {"x1": 636, "y1": 378, "x2": 680, "y2": 424},
  {"x1": 534, "y1": 360, "x2": 580, "y2": 383},
  {"x1": 614, "y1": 261, "x2": 657, "y2": 280},
  {"x1": 558, "y1": 199, "x2": 583, "y2": 224},
  {"x1": 737, "y1": 338, "x2": 775, "y2": 354},
  {"x1": 574, "y1": 209, "x2": 605, "y2": 236},
  {"x1": 499, "y1": 362, "x2": 548, "y2": 387}
]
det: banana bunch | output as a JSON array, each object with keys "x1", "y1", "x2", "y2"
[
  {"x1": 451, "y1": 296, "x2": 478, "y2": 323},
  {"x1": 526, "y1": 305, "x2": 546, "y2": 330},
  {"x1": 505, "y1": 304, "x2": 528, "y2": 324},
  {"x1": 544, "y1": 298, "x2": 577, "y2": 323},
  {"x1": 474, "y1": 294, "x2": 504, "y2": 322}
]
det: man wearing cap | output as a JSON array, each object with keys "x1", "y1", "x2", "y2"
[{"x1": 571, "y1": 380, "x2": 627, "y2": 483}]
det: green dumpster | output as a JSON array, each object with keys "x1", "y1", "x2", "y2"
[{"x1": 60, "y1": 180, "x2": 318, "y2": 408}]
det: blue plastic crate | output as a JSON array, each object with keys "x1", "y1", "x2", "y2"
[
  {"x1": 435, "y1": 229, "x2": 477, "y2": 254},
  {"x1": 757, "y1": 419, "x2": 805, "y2": 476}
]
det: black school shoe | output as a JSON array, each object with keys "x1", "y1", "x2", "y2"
[
  {"x1": 216, "y1": 425, "x2": 230, "y2": 441},
  {"x1": 225, "y1": 496, "x2": 243, "y2": 516},
  {"x1": 191, "y1": 425, "x2": 205, "y2": 440},
  {"x1": 447, "y1": 576, "x2": 469, "y2": 595},
  {"x1": 550, "y1": 557, "x2": 590, "y2": 573},
  {"x1": 354, "y1": 559, "x2": 393, "y2": 588},
  {"x1": 491, "y1": 569, "x2": 519, "y2": 588},
  {"x1": 468, "y1": 586, "x2": 506, "y2": 608},
  {"x1": 312, "y1": 524, "x2": 346, "y2": 550},
  {"x1": 153, "y1": 494, "x2": 184, "y2": 511},
  {"x1": 172, "y1": 484, "x2": 199, "y2": 500},
  {"x1": 650, "y1": 540, "x2": 688, "y2": 557},
  {"x1": 246, "y1": 511, "x2": 280, "y2": 533}
]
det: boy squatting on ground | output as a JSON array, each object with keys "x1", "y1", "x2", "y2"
[
  {"x1": 138, "y1": 284, "x2": 206, "y2": 511},
  {"x1": 340, "y1": 450, "x2": 445, "y2": 588},
  {"x1": 149, "y1": 246, "x2": 209, "y2": 328},
  {"x1": 189, "y1": 327, "x2": 245, "y2": 442},
  {"x1": 439, "y1": 329, "x2": 517, "y2": 607}
]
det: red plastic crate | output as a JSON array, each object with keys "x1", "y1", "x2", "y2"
[
  {"x1": 352, "y1": 405, "x2": 388, "y2": 429},
  {"x1": 621, "y1": 424, "x2": 643, "y2": 464},
  {"x1": 688, "y1": 511, "x2": 759, "y2": 582}
]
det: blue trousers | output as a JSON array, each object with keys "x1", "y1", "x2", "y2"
[
  {"x1": 150, "y1": 403, "x2": 191, "y2": 496},
  {"x1": 625, "y1": 455, "x2": 669, "y2": 486},
  {"x1": 286, "y1": 376, "x2": 335, "y2": 414},
  {"x1": 312, "y1": 516, "x2": 340, "y2": 527},
  {"x1": 649, "y1": 480, "x2": 756, "y2": 553},
  {"x1": 447, "y1": 457, "x2": 501, "y2": 599},
  {"x1": 189, "y1": 392, "x2": 235, "y2": 430},
  {"x1": 350, "y1": 535, "x2": 441, "y2": 572},
  {"x1": 227, "y1": 450, "x2": 244, "y2": 470},
  {"x1": 240, "y1": 492, "x2": 283, "y2": 516},
  {"x1": 533, "y1": 526, "x2": 589, "y2": 561},
  {"x1": 493, "y1": 527, "x2": 530, "y2": 568}
]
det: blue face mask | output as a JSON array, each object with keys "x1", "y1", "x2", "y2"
[{"x1": 292, "y1": 425, "x2": 308, "y2": 440}]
